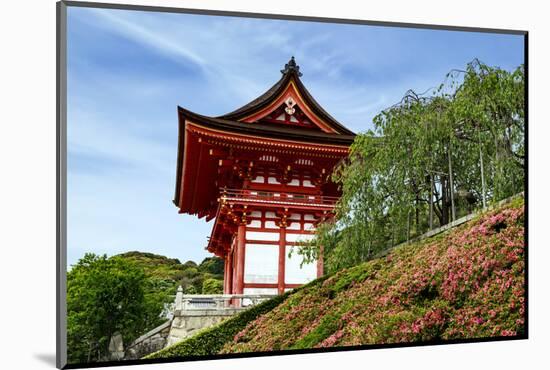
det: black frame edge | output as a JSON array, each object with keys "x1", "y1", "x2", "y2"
[{"x1": 57, "y1": 1, "x2": 68, "y2": 369}]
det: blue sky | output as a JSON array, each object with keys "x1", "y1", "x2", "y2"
[{"x1": 66, "y1": 6, "x2": 524, "y2": 268}]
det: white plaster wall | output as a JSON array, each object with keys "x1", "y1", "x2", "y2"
[
  {"x1": 243, "y1": 287, "x2": 278, "y2": 295},
  {"x1": 246, "y1": 230, "x2": 280, "y2": 241},
  {"x1": 288, "y1": 178, "x2": 300, "y2": 186},
  {"x1": 248, "y1": 220, "x2": 262, "y2": 228},
  {"x1": 285, "y1": 245, "x2": 317, "y2": 284},
  {"x1": 287, "y1": 222, "x2": 301, "y2": 230},
  {"x1": 244, "y1": 244, "x2": 278, "y2": 283}
]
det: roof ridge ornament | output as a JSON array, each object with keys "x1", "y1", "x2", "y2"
[{"x1": 281, "y1": 56, "x2": 303, "y2": 77}]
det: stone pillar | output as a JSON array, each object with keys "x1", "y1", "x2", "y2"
[
  {"x1": 278, "y1": 227, "x2": 286, "y2": 295},
  {"x1": 235, "y1": 223, "x2": 246, "y2": 294},
  {"x1": 317, "y1": 245, "x2": 324, "y2": 278},
  {"x1": 174, "y1": 285, "x2": 183, "y2": 315},
  {"x1": 108, "y1": 332, "x2": 124, "y2": 360}
]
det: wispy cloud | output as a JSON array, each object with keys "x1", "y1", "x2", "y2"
[{"x1": 87, "y1": 8, "x2": 208, "y2": 68}]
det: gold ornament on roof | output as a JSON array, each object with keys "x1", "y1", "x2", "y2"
[{"x1": 284, "y1": 97, "x2": 296, "y2": 115}]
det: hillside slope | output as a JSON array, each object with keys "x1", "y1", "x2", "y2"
[
  {"x1": 222, "y1": 198, "x2": 524, "y2": 352},
  {"x1": 147, "y1": 198, "x2": 524, "y2": 359}
]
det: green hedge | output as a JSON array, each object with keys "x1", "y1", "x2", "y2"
[{"x1": 144, "y1": 292, "x2": 291, "y2": 359}]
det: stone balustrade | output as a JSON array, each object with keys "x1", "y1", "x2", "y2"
[
  {"x1": 118, "y1": 286, "x2": 278, "y2": 359},
  {"x1": 173, "y1": 286, "x2": 277, "y2": 314}
]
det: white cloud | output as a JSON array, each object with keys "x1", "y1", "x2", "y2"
[{"x1": 87, "y1": 8, "x2": 208, "y2": 68}]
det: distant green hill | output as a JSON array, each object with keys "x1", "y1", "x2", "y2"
[
  {"x1": 147, "y1": 197, "x2": 524, "y2": 358},
  {"x1": 116, "y1": 251, "x2": 223, "y2": 294}
]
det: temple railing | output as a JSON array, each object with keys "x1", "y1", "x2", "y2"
[
  {"x1": 220, "y1": 188, "x2": 339, "y2": 209},
  {"x1": 173, "y1": 287, "x2": 277, "y2": 314}
]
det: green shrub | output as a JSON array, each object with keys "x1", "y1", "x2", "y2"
[
  {"x1": 202, "y1": 278, "x2": 223, "y2": 294},
  {"x1": 198, "y1": 257, "x2": 224, "y2": 275}
]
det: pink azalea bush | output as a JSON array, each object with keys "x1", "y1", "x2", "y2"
[{"x1": 221, "y1": 199, "x2": 525, "y2": 353}]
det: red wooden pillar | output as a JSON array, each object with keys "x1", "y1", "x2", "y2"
[
  {"x1": 235, "y1": 224, "x2": 246, "y2": 294},
  {"x1": 232, "y1": 248, "x2": 237, "y2": 294},
  {"x1": 278, "y1": 227, "x2": 286, "y2": 295},
  {"x1": 223, "y1": 254, "x2": 232, "y2": 294},
  {"x1": 316, "y1": 245, "x2": 324, "y2": 278},
  {"x1": 228, "y1": 251, "x2": 234, "y2": 293},
  {"x1": 223, "y1": 256, "x2": 227, "y2": 294}
]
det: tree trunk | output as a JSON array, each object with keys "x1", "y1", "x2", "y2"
[
  {"x1": 441, "y1": 176, "x2": 449, "y2": 226},
  {"x1": 429, "y1": 173, "x2": 434, "y2": 230},
  {"x1": 478, "y1": 128, "x2": 487, "y2": 209},
  {"x1": 448, "y1": 137, "x2": 456, "y2": 222}
]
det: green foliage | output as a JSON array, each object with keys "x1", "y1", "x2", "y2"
[
  {"x1": 145, "y1": 292, "x2": 291, "y2": 359},
  {"x1": 116, "y1": 251, "x2": 185, "y2": 332},
  {"x1": 67, "y1": 251, "x2": 225, "y2": 363},
  {"x1": 185, "y1": 285, "x2": 198, "y2": 294},
  {"x1": 181, "y1": 267, "x2": 199, "y2": 278},
  {"x1": 299, "y1": 60, "x2": 524, "y2": 272},
  {"x1": 330, "y1": 261, "x2": 381, "y2": 294},
  {"x1": 202, "y1": 278, "x2": 224, "y2": 294},
  {"x1": 182, "y1": 260, "x2": 198, "y2": 268},
  {"x1": 67, "y1": 254, "x2": 148, "y2": 363},
  {"x1": 198, "y1": 257, "x2": 224, "y2": 275}
]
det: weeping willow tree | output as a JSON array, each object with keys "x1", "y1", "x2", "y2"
[{"x1": 299, "y1": 60, "x2": 525, "y2": 273}]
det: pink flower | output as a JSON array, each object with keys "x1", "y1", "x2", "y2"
[{"x1": 500, "y1": 330, "x2": 517, "y2": 336}]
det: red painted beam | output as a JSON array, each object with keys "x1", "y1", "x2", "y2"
[
  {"x1": 223, "y1": 255, "x2": 230, "y2": 294},
  {"x1": 278, "y1": 227, "x2": 286, "y2": 295},
  {"x1": 232, "y1": 249, "x2": 237, "y2": 294},
  {"x1": 235, "y1": 224, "x2": 246, "y2": 294}
]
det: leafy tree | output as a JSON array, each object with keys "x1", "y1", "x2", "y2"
[
  {"x1": 202, "y1": 278, "x2": 224, "y2": 294},
  {"x1": 299, "y1": 60, "x2": 524, "y2": 273},
  {"x1": 67, "y1": 253, "x2": 148, "y2": 363},
  {"x1": 185, "y1": 285, "x2": 198, "y2": 294},
  {"x1": 67, "y1": 252, "x2": 226, "y2": 363},
  {"x1": 198, "y1": 257, "x2": 224, "y2": 275},
  {"x1": 182, "y1": 260, "x2": 198, "y2": 269}
]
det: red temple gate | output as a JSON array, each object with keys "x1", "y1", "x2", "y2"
[{"x1": 174, "y1": 57, "x2": 355, "y2": 296}]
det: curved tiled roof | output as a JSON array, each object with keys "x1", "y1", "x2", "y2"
[
  {"x1": 174, "y1": 58, "x2": 356, "y2": 208},
  {"x1": 218, "y1": 57, "x2": 355, "y2": 136}
]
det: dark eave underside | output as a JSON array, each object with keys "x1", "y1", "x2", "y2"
[
  {"x1": 173, "y1": 106, "x2": 355, "y2": 208},
  {"x1": 179, "y1": 106, "x2": 356, "y2": 145}
]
